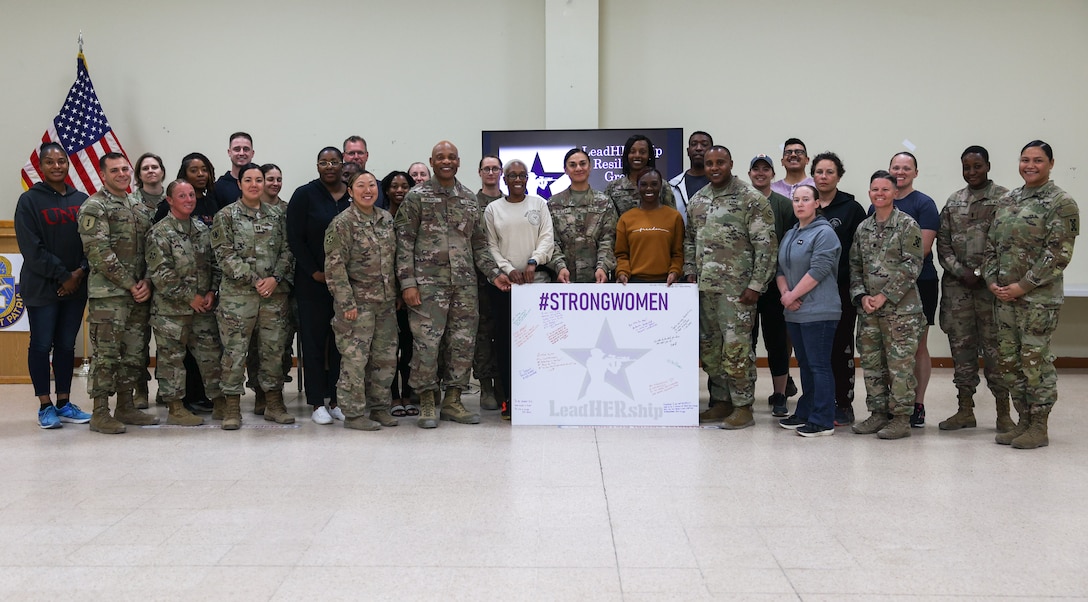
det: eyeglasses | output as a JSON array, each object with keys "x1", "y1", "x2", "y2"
[
  {"x1": 480, "y1": 166, "x2": 502, "y2": 174},
  {"x1": 506, "y1": 173, "x2": 528, "y2": 181},
  {"x1": 783, "y1": 149, "x2": 807, "y2": 157},
  {"x1": 317, "y1": 161, "x2": 343, "y2": 168}
]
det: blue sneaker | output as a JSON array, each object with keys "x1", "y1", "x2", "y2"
[
  {"x1": 56, "y1": 402, "x2": 92, "y2": 424},
  {"x1": 38, "y1": 405, "x2": 62, "y2": 429}
]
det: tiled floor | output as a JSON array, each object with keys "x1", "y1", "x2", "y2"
[{"x1": 1, "y1": 368, "x2": 1086, "y2": 601}]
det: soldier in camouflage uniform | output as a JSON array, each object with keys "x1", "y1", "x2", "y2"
[
  {"x1": 936, "y1": 146, "x2": 1012, "y2": 432},
  {"x1": 473, "y1": 155, "x2": 505, "y2": 410},
  {"x1": 683, "y1": 146, "x2": 777, "y2": 430},
  {"x1": 324, "y1": 171, "x2": 400, "y2": 431},
  {"x1": 850, "y1": 171, "x2": 924, "y2": 440},
  {"x1": 394, "y1": 141, "x2": 504, "y2": 428},
  {"x1": 605, "y1": 134, "x2": 677, "y2": 216},
  {"x1": 131, "y1": 152, "x2": 168, "y2": 408},
  {"x1": 145, "y1": 180, "x2": 224, "y2": 426},
  {"x1": 211, "y1": 163, "x2": 294, "y2": 430},
  {"x1": 549, "y1": 148, "x2": 617, "y2": 284},
  {"x1": 984, "y1": 141, "x2": 1079, "y2": 449},
  {"x1": 78, "y1": 153, "x2": 159, "y2": 433}
]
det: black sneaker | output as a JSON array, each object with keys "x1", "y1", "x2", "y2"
[
  {"x1": 785, "y1": 376, "x2": 798, "y2": 398},
  {"x1": 834, "y1": 406, "x2": 855, "y2": 426},
  {"x1": 778, "y1": 414, "x2": 806, "y2": 430},
  {"x1": 797, "y1": 422, "x2": 834, "y2": 437},
  {"x1": 910, "y1": 403, "x2": 925, "y2": 428},
  {"x1": 769, "y1": 393, "x2": 788, "y2": 417}
]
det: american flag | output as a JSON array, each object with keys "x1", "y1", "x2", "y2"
[{"x1": 20, "y1": 53, "x2": 128, "y2": 195}]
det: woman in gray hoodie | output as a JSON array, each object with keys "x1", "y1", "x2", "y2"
[{"x1": 775, "y1": 184, "x2": 842, "y2": 436}]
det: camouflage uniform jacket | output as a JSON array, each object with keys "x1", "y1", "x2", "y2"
[
  {"x1": 937, "y1": 180, "x2": 1009, "y2": 281},
  {"x1": 548, "y1": 187, "x2": 617, "y2": 282},
  {"x1": 211, "y1": 200, "x2": 293, "y2": 297},
  {"x1": 394, "y1": 177, "x2": 498, "y2": 289},
  {"x1": 982, "y1": 180, "x2": 1079, "y2": 307},
  {"x1": 78, "y1": 189, "x2": 154, "y2": 298},
  {"x1": 605, "y1": 175, "x2": 677, "y2": 216},
  {"x1": 849, "y1": 208, "x2": 923, "y2": 314},
  {"x1": 683, "y1": 176, "x2": 778, "y2": 295},
  {"x1": 146, "y1": 214, "x2": 220, "y2": 316},
  {"x1": 324, "y1": 204, "x2": 397, "y2": 314},
  {"x1": 133, "y1": 188, "x2": 164, "y2": 215}
]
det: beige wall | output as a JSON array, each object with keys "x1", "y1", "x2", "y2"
[{"x1": 2, "y1": 0, "x2": 1085, "y2": 357}]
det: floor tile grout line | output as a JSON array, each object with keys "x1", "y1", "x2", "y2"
[{"x1": 594, "y1": 428, "x2": 625, "y2": 598}]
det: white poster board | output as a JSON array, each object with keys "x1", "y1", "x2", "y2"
[
  {"x1": 0, "y1": 254, "x2": 29, "y2": 331},
  {"x1": 510, "y1": 283, "x2": 699, "y2": 426}
]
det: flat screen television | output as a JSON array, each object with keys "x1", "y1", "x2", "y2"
[{"x1": 481, "y1": 128, "x2": 684, "y2": 199}]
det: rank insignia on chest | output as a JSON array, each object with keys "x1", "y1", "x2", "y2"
[{"x1": 254, "y1": 224, "x2": 271, "y2": 234}]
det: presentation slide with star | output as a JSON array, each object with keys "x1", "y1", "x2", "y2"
[
  {"x1": 510, "y1": 283, "x2": 699, "y2": 426},
  {"x1": 482, "y1": 128, "x2": 684, "y2": 200}
]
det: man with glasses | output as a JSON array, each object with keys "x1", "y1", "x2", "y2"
[
  {"x1": 473, "y1": 155, "x2": 505, "y2": 411},
  {"x1": 668, "y1": 131, "x2": 713, "y2": 225},
  {"x1": 214, "y1": 132, "x2": 255, "y2": 209},
  {"x1": 343, "y1": 135, "x2": 387, "y2": 209},
  {"x1": 771, "y1": 138, "x2": 814, "y2": 199},
  {"x1": 394, "y1": 141, "x2": 505, "y2": 428}
]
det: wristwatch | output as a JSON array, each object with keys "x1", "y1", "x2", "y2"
[
  {"x1": 973, "y1": 268, "x2": 982, "y2": 278},
  {"x1": 527, "y1": 259, "x2": 538, "y2": 266}
]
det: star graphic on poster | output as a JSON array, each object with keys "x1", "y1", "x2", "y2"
[
  {"x1": 529, "y1": 152, "x2": 564, "y2": 199},
  {"x1": 561, "y1": 320, "x2": 650, "y2": 400}
]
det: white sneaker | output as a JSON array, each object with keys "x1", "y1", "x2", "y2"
[
  {"x1": 329, "y1": 406, "x2": 346, "y2": 421},
  {"x1": 311, "y1": 406, "x2": 333, "y2": 425}
]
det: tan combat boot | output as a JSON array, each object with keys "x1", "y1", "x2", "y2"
[
  {"x1": 479, "y1": 378, "x2": 499, "y2": 411},
  {"x1": 994, "y1": 396, "x2": 1015, "y2": 433},
  {"x1": 344, "y1": 414, "x2": 381, "y2": 431},
  {"x1": 1011, "y1": 405, "x2": 1050, "y2": 449},
  {"x1": 222, "y1": 395, "x2": 242, "y2": 430},
  {"x1": 253, "y1": 388, "x2": 267, "y2": 416},
  {"x1": 721, "y1": 405, "x2": 754, "y2": 430},
  {"x1": 369, "y1": 408, "x2": 399, "y2": 427},
  {"x1": 417, "y1": 390, "x2": 438, "y2": 429},
  {"x1": 114, "y1": 389, "x2": 160, "y2": 425},
  {"x1": 134, "y1": 380, "x2": 150, "y2": 409},
  {"x1": 699, "y1": 402, "x2": 734, "y2": 423},
  {"x1": 877, "y1": 415, "x2": 912, "y2": 439},
  {"x1": 212, "y1": 396, "x2": 226, "y2": 420},
  {"x1": 996, "y1": 401, "x2": 1030, "y2": 445},
  {"x1": 89, "y1": 396, "x2": 126, "y2": 434},
  {"x1": 939, "y1": 395, "x2": 976, "y2": 430},
  {"x1": 440, "y1": 387, "x2": 480, "y2": 424},
  {"x1": 262, "y1": 390, "x2": 295, "y2": 424},
  {"x1": 167, "y1": 401, "x2": 203, "y2": 426},
  {"x1": 852, "y1": 411, "x2": 891, "y2": 435}
]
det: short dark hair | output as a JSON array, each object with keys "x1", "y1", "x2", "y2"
[
  {"x1": 229, "y1": 132, "x2": 253, "y2": 145},
  {"x1": 318, "y1": 147, "x2": 343, "y2": 161},
  {"x1": 870, "y1": 169, "x2": 898, "y2": 187},
  {"x1": 134, "y1": 152, "x2": 166, "y2": 187},
  {"x1": 260, "y1": 163, "x2": 281, "y2": 175},
  {"x1": 705, "y1": 145, "x2": 732, "y2": 158},
  {"x1": 1021, "y1": 139, "x2": 1053, "y2": 161},
  {"x1": 891, "y1": 151, "x2": 918, "y2": 170},
  {"x1": 636, "y1": 167, "x2": 663, "y2": 183},
  {"x1": 479, "y1": 154, "x2": 502, "y2": 170},
  {"x1": 381, "y1": 170, "x2": 413, "y2": 197},
  {"x1": 39, "y1": 142, "x2": 67, "y2": 157},
  {"x1": 783, "y1": 138, "x2": 807, "y2": 152},
  {"x1": 166, "y1": 179, "x2": 191, "y2": 197},
  {"x1": 563, "y1": 147, "x2": 589, "y2": 165},
  {"x1": 98, "y1": 152, "x2": 126, "y2": 170},
  {"x1": 621, "y1": 134, "x2": 657, "y2": 177},
  {"x1": 238, "y1": 163, "x2": 263, "y2": 180},
  {"x1": 347, "y1": 170, "x2": 375, "y2": 188},
  {"x1": 960, "y1": 146, "x2": 989, "y2": 163},
  {"x1": 810, "y1": 151, "x2": 844, "y2": 177},
  {"x1": 689, "y1": 131, "x2": 713, "y2": 145}
]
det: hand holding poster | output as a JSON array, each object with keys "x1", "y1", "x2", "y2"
[{"x1": 510, "y1": 283, "x2": 698, "y2": 426}]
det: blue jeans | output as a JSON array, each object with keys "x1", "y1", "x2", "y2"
[
  {"x1": 787, "y1": 320, "x2": 837, "y2": 428},
  {"x1": 27, "y1": 297, "x2": 87, "y2": 397}
]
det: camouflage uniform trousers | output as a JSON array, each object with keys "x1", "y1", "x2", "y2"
[
  {"x1": 87, "y1": 296, "x2": 151, "y2": 398},
  {"x1": 856, "y1": 310, "x2": 925, "y2": 415},
  {"x1": 217, "y1": 292, "x2": 288, "y2": 395},
  {"x1": 247, "y1": 292, "x2": 297, "y2": 388},
  {"x1": 408, "y1": 284, "x2": 478, "y2": 393},
  {"x1": 152, "y1": 312, "x2": 224, "y2": 402},
  {"x1": 939, "y1": 279, "x2": 1009, "y2": 400},
  {"x1": 331, "y1": 302, "x2": 397, "y2": 418},
  {"x1": 699, "y1": 291, "x2": 757, "y2": 408},
  {"x1": 472, "y1": 281, "x2": 498, "y2": 380},
  {"x1": 992, "y1": 300, "x2": 1059, "y2": 409}
]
